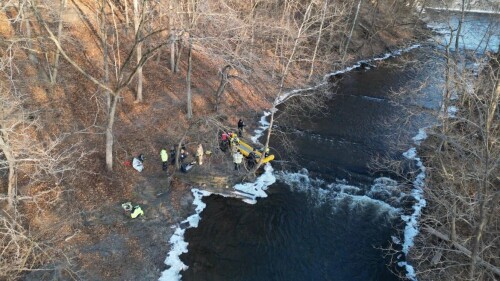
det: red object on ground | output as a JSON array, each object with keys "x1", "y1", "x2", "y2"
[{"x1": 124, "y1": 160, "x2": 132, "y2": 167}]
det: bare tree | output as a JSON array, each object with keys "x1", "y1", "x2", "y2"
[
  {"x1": 214, "y1": 65, "x2": 240, "y2": 112},
  {"x1": 408, "y1": 52, "x2": 500, "y2": 281},
  {"x1": 28, "y1": 0, "x2": 170, "y2": 171},
  {"x1": 0, "y1": 212, "x2": 79, "y2": 281},
  {"x1": 133, "y1": 0, "x2": 144, "y2": 102},
  {"x1": 186, "y1": 35, "x2": 193, "y2": 119},
  {"x1": 49, "y1": 0, "x2": 67, "y2": 85},
  {"x1": 342, "y1": 0, "x2": 362, "y2": 62}
]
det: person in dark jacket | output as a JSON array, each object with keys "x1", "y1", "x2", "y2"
[
  {"x1": 237, "y1": 119, "x2": 246, "y2": 137},
  {"x1": 247, "y1": 148, "x2": 257, "y2": 169},
  {"x1": 170, "y1": 146, "x2": 176, "y2": 165}
]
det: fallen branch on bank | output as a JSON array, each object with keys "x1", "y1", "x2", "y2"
[{"x1": 424, "y1": 226, "x2": 500, "y2": 277}]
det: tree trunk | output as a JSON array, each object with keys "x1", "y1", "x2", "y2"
[
  {"x1": 133, "y1": 0, "x2": 143, "y2": 103},
  {"x1": 451, "y1": 201, "x2": 457, "y2": 243},
  {"x1": 186, "y1": 36, "x2": 193, "y2": 119},
  {"x1": 123, "y1": 0, "x2": 130, "y2": 34},
  {"x1": 280, "y1": 0, "x2": 313, "y2": 89},
  {"x1": 100, "y1": 0, "x2": 111, "y2": 111},
  {"x1": 0, "y1": 135, "x2": 16, "y2": 209},
  {"x1": 425, "y1": 227, "x2": 500, "y2": 277},
  {"x1": 343, "y1": 0, "x2": 362, "y2": 62},
  {"x1": 442, "y1": 30, "x2": 454, "y2": 136},
  {"x1": 25, "y1": 16, "x2": 38, "y2": 65},
  {"x1": 455, "y1": 0, "x2": 466, "y2": 53},
  {"x1": 51, "y1": 0, "x2": 66, "y2": 85},
  {"x1": 415, "y1": 0, "x2": 427, "y2": 27},
  {"x1": 250, "y1": 108, "x2": 276, "y2": 174},
  {"x1": 175, "y1": 39, "x2": 183, "y2": 73},
  {"x1": 169, "y1": 1, "x2": 176, "y2": 72},
  {"x1": 486, "y1": 70, "x2": 499, "y2": 135},
  {"x1": 214, "y1": 65, "x2": 232, "y2": 112},
  {"x1": 214, "y1": 80, "x2": 229, "y2": 112},
  {"x1": 469, "y1": 183, "x2": 490, "y2": 279},
  {"x1": 105, "y1": 94, "x2": 119, "y2": 171},
  {"x1": 308, "y1": 0, "x2": 328, "y2": 81}
]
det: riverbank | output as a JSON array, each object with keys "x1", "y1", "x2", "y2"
[{"x1": 407, "y1": 51, "x2": 500, "y2": 280}]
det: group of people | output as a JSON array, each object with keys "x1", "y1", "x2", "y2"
[
  {"x1": 132, "y1": 143, "x2": 203, "y2": 174},
  {"x1": 131, "y1": 118, "x2": 266, "y2": 175},
  {"x1": 231, "y1": 148, "x2": 258, "y2": 171},
  {"x1": 225, "y1": 119, "x2": 267, "y2": 171}
]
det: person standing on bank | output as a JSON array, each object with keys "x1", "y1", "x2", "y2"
[
  {"x1": 237, "y1": 119, "x2": 246, "y2": 137},
  {"x1": 196, "y1": 144, "x2": 204, "y2": 165},
  {"x1": 233, "y1": 150, "x2": 243, "y2": 171},
  {"x1": 247, "y1": 148, "x2": 257, "y2": 169},
  {"x1": 170, "y1": 146, "x2": 176, "y2": 165},
  {"x1": 160, "y1": 148, "x2": 169, "y2": 172}
]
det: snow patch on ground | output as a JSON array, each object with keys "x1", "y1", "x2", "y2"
[
  {"x1": 250, "y1": 111, "x2": 271, "y2": 144},
  {"x1": 448, "y1": 105, "x2": 458, "y2": 117},
  {"x1": 323, "y1": 44, "x2": 421, "y2": 81},
  {"x1": 401, "y1": 147, "x2": 427, "y2": 255},
  {"x1": 398, "y1": 128, "x2": 429, "y2": 281},
  {"x1": 412, "y1": 128, "x2": 428, "y2": 145},
  {"x1": 398, "y1": 261, "x2": 417, "y2": 281},
  {"x1": 425, "y1": 7, "x2": 500, "y2": 15}
]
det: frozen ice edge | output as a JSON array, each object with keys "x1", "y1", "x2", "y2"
[
  {"x1": 398, "y1": 138, "x2": 428, "y2": 281},
  {"x1": 159, "y1": 164, "x2": 276, "y2": 281},
  {"x1": 252, "y1": 43, "x2": 421, "y2": 143},
  {"x1": 424, "y1": 7, "x2": 500, "y2": 15},
  {"x1": 160, "y1": 43, "x2": 422, "y2": 281},
  {"x1": 159, "y1": 188, "x2": 211, "y2": 281}
]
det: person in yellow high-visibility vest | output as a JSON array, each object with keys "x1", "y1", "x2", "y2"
[
  {"x1": 160, "y1": 148, "x2": 168, "y2": 172},
  {"x1": 131, "y1": 205, "x2": 144, "y2": 219}
]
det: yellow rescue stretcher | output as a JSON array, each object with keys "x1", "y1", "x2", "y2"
[{"x1": 236, "y1": 140, "x2": 275, "y2": 163}]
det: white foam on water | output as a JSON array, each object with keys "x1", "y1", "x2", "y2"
[
  {"x1": 276, "y1": 169, "x2": 401, "y2": 216},
  {"x1": 159, "y1": 189, "x2": 211, "y2": 281},
  {"x1": 361, "y1": 95, "x2": 385, "y2": 102},
  {"x1": 367, "y1": 177, "x2": 404, "y2": 202}
]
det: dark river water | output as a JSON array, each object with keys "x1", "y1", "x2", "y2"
[
  {"x1": 164, "y1": 11, "x2": 499, "y2": 281},
  {"x1": 178, "y1": 48, "x2": 436, "y2": 281}
]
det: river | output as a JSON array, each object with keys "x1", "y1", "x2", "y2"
[{"x1": 161, "y1": 11, "x2": 499, "y2": 281}]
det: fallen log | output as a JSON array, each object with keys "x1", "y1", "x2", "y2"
[{"x1": 424, "y1": 226, "x2": 500, "y2": 277}]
